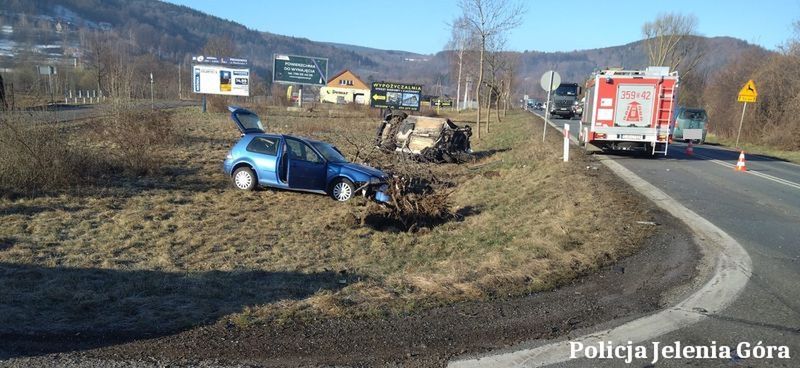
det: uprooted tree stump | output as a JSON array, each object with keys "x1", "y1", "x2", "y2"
[{"x1": 359, "y1": 169, "x2": 457, "y2": 233}]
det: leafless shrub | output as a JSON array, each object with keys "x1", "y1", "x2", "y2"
[
  {"x1": 0, "y1": 112, "x2": 103, "y2": 197},
  {"x1": 207, "y1": 95, "x2": 231, "y2": 113},
  {"x1": 270, "y1": 84, "x2": 291, "y2": 107},
  {"x1": 92, "y1": 105, "x2": 178, "y2": 175},
  {"x1": 330, "y1": 130, "x2": 380, "y2": 163}
]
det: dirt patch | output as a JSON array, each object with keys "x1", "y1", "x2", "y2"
[
  {"x1": 0, "y1": 237, "x2": 14, "y2": 252},
  {"x1": 0, "y1": 206, "x2": 699, "y2": 367}
]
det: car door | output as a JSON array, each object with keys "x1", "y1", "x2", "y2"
[
  {"x1": 285, "y1": 137, "x2": 327, "y2": 191},
  {"x1": 244, "y1": 136, "x2": 280, "y2": 186}
]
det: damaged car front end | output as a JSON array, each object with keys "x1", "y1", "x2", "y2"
[{"x1": 223, "y1": 106, "x2": 391, "y2": 203}]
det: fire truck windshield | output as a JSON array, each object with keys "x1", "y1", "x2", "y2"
[{"x1": 554, "y1": 85, "x2": 578, "y2": 96}]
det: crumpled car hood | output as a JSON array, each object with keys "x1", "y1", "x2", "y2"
[{"x1": 339, "y1": 162, "x2": 386, "y2": 179}]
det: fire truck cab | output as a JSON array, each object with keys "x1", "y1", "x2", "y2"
[{"x1": 579, "y1": 67, "x2": 678, "y2": 155}]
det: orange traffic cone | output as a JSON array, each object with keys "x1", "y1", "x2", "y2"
[
  {"x1": 735, "y1": 151, "x2": 747, "y2": 171},
  {"x1": 686, "y1": 141, "x2": 694, "y2": 156}
]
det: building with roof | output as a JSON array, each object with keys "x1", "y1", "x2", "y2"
[{"x1": 319, "y1": 69, "x2": 370, "y2": 105}]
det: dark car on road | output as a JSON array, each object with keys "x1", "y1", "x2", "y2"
[{"x1": 222, "y1": 107, "x2": 390, "y2": 202}]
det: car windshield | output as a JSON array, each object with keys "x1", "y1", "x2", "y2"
[
  {"x1": 554, "y1": 85, "x2": 578, "y2": 96},
  {"x1": 681, "y1": 110, "x2": 707, "y2": 120},
  {"x1": 311, "y1": 142, "x2": 348, "y2": 163}
]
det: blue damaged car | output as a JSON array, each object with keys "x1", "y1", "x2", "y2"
[{"x1": 222, "y1": 107, "x2": 391, "y2": 202}]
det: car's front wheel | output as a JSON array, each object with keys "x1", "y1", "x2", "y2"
[
  {"x1": 232, "y1": 167, "x2": 256, "y2": 191},
  {"x1": 331, "y1": 178, "x2": 355, "y2": 201}
]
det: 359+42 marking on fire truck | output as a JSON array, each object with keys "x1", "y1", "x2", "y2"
[{"x1": 619, "y1": 91, "x2": 652, "y2": 100}]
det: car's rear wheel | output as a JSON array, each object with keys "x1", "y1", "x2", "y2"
[
  {"x1": 331, "y1": 178, "x2": 355, "y2": 201},
  {"x1": 232, "y1": 167, "x2": 256, "y2": 191}
]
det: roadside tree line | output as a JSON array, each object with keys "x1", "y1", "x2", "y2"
[
  {"x1": 640, "y1": 13, "x2": 800, "y2": 151},
  {"x1": 447, "y1": 0, "x2": 526, "y2": 139},
  {"x1": 703, "y1": 21, "x2": 800, "y2": 150}
]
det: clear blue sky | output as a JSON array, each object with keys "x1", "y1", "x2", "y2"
[{"x1": 165, "y1": 0, "x2": 798, "y2": 54}]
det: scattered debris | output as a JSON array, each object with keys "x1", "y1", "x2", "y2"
[{"x1": 355, "y1": 158, "x2": 459, "y2": 232}]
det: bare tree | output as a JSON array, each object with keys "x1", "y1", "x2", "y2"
[
  {"x1": 446, "y1": 16, "x2": 477, "y2": 111},
  {"x1": 642, "y1": 13, "x2": 703, "y2": 74},
  {"x1": 484, "y1": 36, "x2": 508, "y2": 132},
  {"x1": 87, "y1": 31, "x2": 134, "y2": 101},
  {"x1": 783, "y1": 20, "x2": 800, "y2": 56},
  {"x1": 502, "y1": 52, "x2": 520, "y2": 117},
  {"x1": 458, "y1": 0, "x2": 525, "y2": 139}
]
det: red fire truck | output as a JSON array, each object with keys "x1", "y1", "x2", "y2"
[{"x1": 579, "y1": 67, "x2": 678, "y2": 155}]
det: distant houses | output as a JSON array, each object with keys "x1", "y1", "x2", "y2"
[{"x1": 319, "y1": 69, "x2": 370, "y2": 105}]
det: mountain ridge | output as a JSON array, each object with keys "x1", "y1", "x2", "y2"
[{"x1": 0, "y1": 0, "x2": 765, "y2": 98}]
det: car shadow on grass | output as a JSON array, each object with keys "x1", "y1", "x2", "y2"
[
  {"x1": 66, "y1": 166, "x2": 227, "y2": 200},
  {"x1": 0, "y1": 262, "x2": 353, "y2": 359},
  {"x1": 471, "y1": 148, "x2": 511, "y2": 161}
]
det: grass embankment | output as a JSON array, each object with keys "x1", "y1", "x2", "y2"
[
  {"x1": 0, "y1": 106, "x2": 656, "y2": 334},
  {"x1": 705, "y1": 133, "x2": 800, "y2": 164}
]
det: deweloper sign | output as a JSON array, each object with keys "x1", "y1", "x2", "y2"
[{"x1": 273, "y1": 54, "x2": 328, "y2": 86}]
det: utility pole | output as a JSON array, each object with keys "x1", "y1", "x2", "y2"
[
  {"x1": 178, "y1": 63, "x2": 182, "y2": 100},
  {"x1": 150, "y1": 72, "x2": 154, "y2": 109}
]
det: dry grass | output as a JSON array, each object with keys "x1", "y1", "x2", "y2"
[
  {"x1": 705, "y1": 133, "x2": 800, "y2": 164},
  {"x1": 0, "y1": 105, "x2": 179, "y2": 197},
  {"x1": 0, "y1": 107, "x2": 656, "y2": 334}
]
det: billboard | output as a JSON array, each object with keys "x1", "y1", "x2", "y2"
[
  {"x1": 273, "y1": 54, "x2": 328, "y2": 86},
  {"x1": 370, "y1": 82, "x2": 422, "y2": 111},
  {"x1": 432, "y1": 98, "x2": 453, "y2": 107},
  {"x1": 192, "y1": 65, "x2": 250, "y2": 97},
  {"x1": 191, "y1": 55, "x2": 248, "y2": 66}
]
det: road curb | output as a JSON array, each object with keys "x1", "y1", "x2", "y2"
[{"x1": 448, "y1": 113, "x2": 753, "y2": 368}]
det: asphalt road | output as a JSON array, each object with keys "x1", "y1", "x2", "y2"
[
  {"x1": 537, "y1": 111, "x2": 800, "y2": 367},
  {"x1": 15, "y1": 99, "x2": 200, "y2": 123}
]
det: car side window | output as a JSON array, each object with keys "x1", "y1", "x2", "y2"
[
  {"x1": 286, "y1": 138, "x2": 323, "y2": 163},
  {"x1": 246, "y1": 137, "x2": 279, "y2": 155}
]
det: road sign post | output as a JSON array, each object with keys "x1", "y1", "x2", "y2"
[
  {"x1": 150, "y1": 72, "x2": 154, "y2": 110},
  {"x1": 735, "y1": 80, "x2": 758, "y2": 148},
  {"x1": 540, "y1": 71, "x2": 561, "y2": 142},
  {"x1": 736, "y1": 102, "x2": 747, "y2": 148},
  {"x1": 564, "y1": 123, "x2": 570, "y2": 162}
]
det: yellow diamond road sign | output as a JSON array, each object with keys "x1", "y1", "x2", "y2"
[{"x1": 738, "y1": 80, "x2": 757, "y2": 103}]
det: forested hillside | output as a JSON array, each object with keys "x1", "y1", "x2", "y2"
[{"x1": 0, "y1": 0, "x2": 763, "y2": 104}]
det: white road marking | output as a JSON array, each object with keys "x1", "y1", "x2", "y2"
[
  {"x1": 448, "y1": 113, "x2": 752, "y2": 368},
  {"x1": 693, "y1": 152, "x2": 800, "y2": 191}
]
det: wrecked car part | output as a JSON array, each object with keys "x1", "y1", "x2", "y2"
[{"x1": 375, "y1": 112, "x2": 472, "y2": 163}]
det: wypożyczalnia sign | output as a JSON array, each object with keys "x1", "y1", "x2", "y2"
[
  {"x1": 370, "y1": 81, "x2": 422, "y2": 111},
  {"x1": 273, "y1": 54, "x2": 328, "y2": 86}
]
